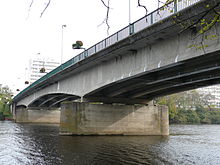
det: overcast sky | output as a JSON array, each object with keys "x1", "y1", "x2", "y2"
[{"x1": 0, "y1": 0, "x2": 165, "y2": 93}]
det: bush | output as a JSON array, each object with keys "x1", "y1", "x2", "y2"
[
  {"x1": 0, "y1": 112, "x2": 4, "y2": 120},
  {"x1": 169, "y1": 107, "x2": 220, "y2": 124}
]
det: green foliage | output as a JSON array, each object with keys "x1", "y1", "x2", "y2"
[
  {"x1": 157, "y1": 94, "x2": 178, "y2": 123},
  {"x1": 156, "y1": 90, "x2": 220, "y2": 124},
  {"x1": 199, "y1": 14, "x2": 220, "y2": 34},
  {"x1": 187, "y1": 44, "x2": 209, "y2": 50},
  {"x1": 0, "y1": 112, "x2": 4, "y2": 120},
  {"x1": 195, "y1": 106, "x2": 206, "y2": 121},
  {"x1": 205, "y1": 110, "x2": 220, "y2": 124},
  {"x1": 0, "y1": 86, "x2": 13, "y2": 120},
  {"x1": 204, "y1": 34, "x2": 218, "y2": 40},
  {"x1": 167, "y1": 0, "x2": 220, "y2": 52}
]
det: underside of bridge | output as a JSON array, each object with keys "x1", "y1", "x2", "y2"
[
  {"x1": 85, "y1": 50, "x2": 220, "y2": 104},
  {"x1": 28, "y1": 94, "x2": 79, "y2": 108},
  {"x1": 20, "y1": 49, "x2": 220, "y2": 106}
]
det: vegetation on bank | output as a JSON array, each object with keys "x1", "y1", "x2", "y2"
[
  {"x1": 156, "y1": 90, "x2": 220, "y2": 124},
  {"x1": 0, "y1": 86, "x2": 13, "y2": 120}
]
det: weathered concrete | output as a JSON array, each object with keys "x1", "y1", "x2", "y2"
[
  {"x1": 60, "y1": 102, "x2": 169, "y2": 135},
  {"x1": 15, "y1": 108, "x2": 60, "y2": 124}
]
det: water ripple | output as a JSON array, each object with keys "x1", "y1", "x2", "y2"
[{"x1": 0, "y1": 122, "x2": 220, "y2": 164}]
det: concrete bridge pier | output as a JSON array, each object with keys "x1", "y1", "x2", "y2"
[
  {"x1": 15, "y1": 107, "x2": 60, "y2": 124},
  {"x1": 60, "y1": 101, "x2": 169, "y2": 136}
]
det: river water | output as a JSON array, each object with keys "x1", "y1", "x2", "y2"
[{"x1": 0, "y1": 121, "x2": 220, "y2": 165}]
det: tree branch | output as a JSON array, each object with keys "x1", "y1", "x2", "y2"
[
  {"x1": 174, "y1": 4, "x2": 218, "y2": 35},
  {"x1": 29, "y1": 0, "x2": 34, "y2": 9},
  {"x1": 100, "y1": 0, "x2": 110, "y2": 35},
  {"x1": 40, "y1": 0, "x2": 51, "y2": 17},
  {"x1": 26, "y1": 0, "x2": 34, "y2": 19},
  {"x1": 137, "y1": 0, "x2": 148, "y2": 15}
]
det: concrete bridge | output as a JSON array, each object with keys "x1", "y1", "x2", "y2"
[{"x1": 13, "y1": 0, "x2": 220, "y2": 135}]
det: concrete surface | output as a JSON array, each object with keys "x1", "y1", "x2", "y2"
[
  {"x1": 15, "y1": 108, "x2": 60, "y2": 124},
  {"x1": 60, "y1": 102, "x2": 169, "y2": 135}
]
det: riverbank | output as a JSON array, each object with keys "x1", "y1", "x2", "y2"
[
  {"x1": 0, "y1": 112, "x2": 13, "y2": 121},
  {"x1": 169, "y1": 107, "x2": 220, "y2": 124}
]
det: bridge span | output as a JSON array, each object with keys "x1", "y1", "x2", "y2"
[{"x1": 13, "y1": 0, "x2": 220, "y2": 135}]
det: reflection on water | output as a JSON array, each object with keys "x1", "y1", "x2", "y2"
[{"x1": 0, "y1": 121, "x2": 220, "y2": 165}]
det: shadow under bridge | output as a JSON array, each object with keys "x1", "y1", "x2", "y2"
[
  {"x1": 28, "y1": 93, "x2": 80, "y2": 108},
  {"x1": 84, "y1": 50, "x2": 220, "y2": 104}
]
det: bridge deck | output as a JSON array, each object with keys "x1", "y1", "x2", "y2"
[{"x1": 14, "y1": 0, "x2": 216, "y2": 103}]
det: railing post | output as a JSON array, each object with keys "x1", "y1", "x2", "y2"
[
  {"x1": 129, "y1": 23, "x2": 134, "y2": 35},
  {"x1": 151, "y1": 13, "x2": 153, "y2": 24},
  {"x1": 83, "y1": 52, "x2": 85, "y2": 58}
]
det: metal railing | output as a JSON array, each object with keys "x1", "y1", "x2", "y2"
[{"x1": 14, "y1": 0, "x2": 201, "y2": 100}]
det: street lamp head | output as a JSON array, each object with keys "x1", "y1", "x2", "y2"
[
  {"x1": 72, "y1": 40, "x2": 84, "y2": 49},
  {"x1": 25, "y1": 81, "x2": 29, "y2": 85},
  {"x1": 40, "y1": 67, "x2": 46, "y2": 73},
  {"x1": 62, "y1": 25, "x2": 66, "y2": 28}
]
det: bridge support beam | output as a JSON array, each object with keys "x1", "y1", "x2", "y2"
[
  {"x1": 15, "y1": 107, "x2": 60, "y2": 124},
  {"x1": 60, "y1": 102, "x2": 169, "y2": 135}
]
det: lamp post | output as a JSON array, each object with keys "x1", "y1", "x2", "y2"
[{"x1": 61, "y1": 24, "x2": 66, "y2": 64}]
